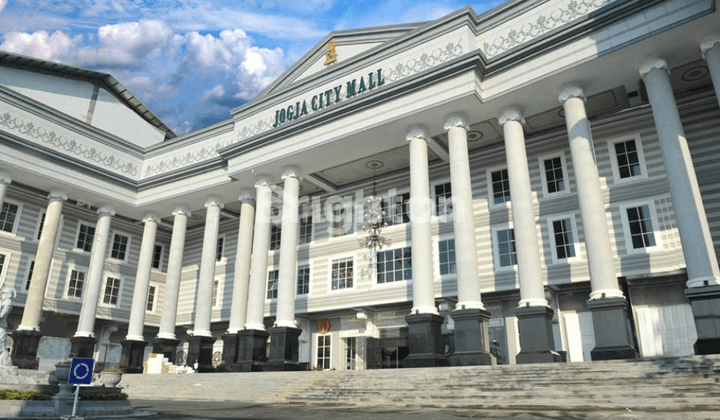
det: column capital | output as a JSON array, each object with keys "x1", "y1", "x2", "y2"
[
  {"x1": 405, "y1": 125, "x2": 429, "y2": 143},
  {"x1": 498, "y1": 107, "x2": 525, "y2": 126},
  {"x1": 254, "y1": 175, "x2": 274, "y2": 188},
  {"x1": 443, "y1": 113, "x2": 469, "y2": 132},
  {"x1": 238, "y1": 188, "x2": 255, "y2": 203},
  {"x1": 48, "y1": 189, "x2": 68, "y2": 202},
  {"x1": 204, "y1": 195, "x2": 224, "y2": 209},
  {"x1": 700, "y1": 35, "x2": 720, "y2": 59},
  {"x1": 142, "y1": 212, "x2": 161, "y2": 224},
  {"x1": 172, "y1": 204, "x2": 192, "y2": 217},
  {"x1": 97, "y1": 205, "x2": 115, "y2": 217},
  {"x1": 281, "y1": 165, "x2": 303, "y2": 182},
  {"x1": 558, "y1": 85, "x2": 586, "y2": 104},
  {"x1": 0, "y1": 171, "x2": 11, "y2": 185},
  {"x1": 639, "y1": 57, "x2": 669, "y2": 79}
]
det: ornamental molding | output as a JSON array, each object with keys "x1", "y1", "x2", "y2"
[
  {"x1": 498, "y1": 107, "x2": 525, "y2": 126},
  {"x1": 406, "y1": 125, "x2": 429, "y2": 142},
  {"x1": 383, "y1": 40, "x2": 463, "y2": 83},
  {"x1": 639, "y1": 58, "x2": 669, "y2": 79},
  {"x1": 558, "y1": 85, "x2": 586, "y2": 104},
  {"x1": 443, "y1": 113, "x2": 469, "y2": 132},
  {"x1": 0, "y1": 110, "x2": 139, "y2": 177},
  {"x1": 482, "y1": 0, "x2": 618, "y2": 58},
  {"x1": 142, "y1": 138, "x2": 232, "y2": 178},
  {"x1": 700, "y1": 35, "x2": 720, "y2": 59}
]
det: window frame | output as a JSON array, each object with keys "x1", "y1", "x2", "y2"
[
  {"x1": 65, "y1": 265, "x2": 87, "y2": 299},
  {"x1": 298, "y1": 213, "x2": 313, "y2": 246},
  {"x1": 146, "y1": 283, "x2": 159, "y2": 313},
  {"x1": 607, "y1": 134, "x2": 648, "y2": 185},
  {"x1": 437, "y1": 237, "x2": 457, "y2": 277},
  {"x1": 151, "y1": 243, "x2": 165, "y2": 271},
  {"x1": 619, "y1": 201, "x2": 661, "y2": 254},
  {"x1": 269, "y1": 224, "x2": 282, "y2": 251},
  {"x1": 487, "y1": 166, "x2": 511, "y2": 209},
  {"x1": 546, "y1": 214, "x2": 581, "y2": 265},
  {"x1": 492, "y1": 225, "x2": 517, "y2": 271},
  {"x1": 108, "y1": 231, "x2": 132, "y2": 263},
  {"x1": 0, "y1": 199, "x2": 23, "y2": 236},
  {"x1": 34, "y1": 211, "x2": 65, "y2": 246},
  {"x1": 0, "y1": 249, "x2": 12, "y2": 287},
  {"x1": 375, "y1": 246, "x2": 412, "y2": 286},
  {"x1": 383, "y1": 190, "x2": 411, "y2": 226},
  {"x1": 73, "y1": 221, "x2": 96, "y2": 253},
  {"x1": 328, "y1": 254, "x2": 355, "y2": 292},
  {"x1": 431, "y1": 179, "x2": 453, "y2": 221},
  {"x1": 266, "y1": 268, "x2": 279, "y2": 300},
  {"x1": 315, "y1": 333, "x2": 332, "y2": 370},
  {"x1": 212, "y1": 277, "x2": 223, "y2": 308},
  {"x1": 24, "y1": 259, "x2": 35, "y2": 291},
  {"x1": 538, "y1": 152, "x2": 571, "y2": 198},
  {"x1": 100, "y1": 274, "x2": 123, "y2": 307},
  {"x1": 216, "y1": 234, "x2": 227, "y2": 263},
  {"x1": 297, "y1": 263, "x2": 310, "y2": 296}
]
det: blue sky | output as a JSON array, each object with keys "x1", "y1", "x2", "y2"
[{"x1": 0, "y1": 0, "x2": 506, "y2": 134}]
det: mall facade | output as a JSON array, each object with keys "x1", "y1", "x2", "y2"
[{"x1": 1, "y1": 0, "x2": 720, "y2": 372}]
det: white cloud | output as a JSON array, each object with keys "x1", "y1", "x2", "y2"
[
  {"x1": 0, "y1": 30, "x2": 82, "y2": 60},
  {"x1": 75, "y1": 20, "x2": 174, "y2": 67},
  {"x1": 0, "y1": 0, "x2": 7, "y2": 13}
]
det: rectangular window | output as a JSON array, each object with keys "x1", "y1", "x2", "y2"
[
  {"x1": 0, "y1": 254, "x2": 6, "y2": 282},
  {"x1": 544, "y1": 157, "x2": 565, "y2": 194},
  {"x1": 330, "y1": 205, "x2": 353, "y2": 237},
  {"x1": 76, "y1": 223, "x2": 95, "y2": 252},
  {"x1": 67, "y1": 269, "x2": 85, "y2": 298},
  {"x1": 376, "y1": 247, "x2": 412, "y2": 284},
  {"x1": 627, "y1": 205, "x2": 656, "y2": 249},
  {"x1": 36, "y1": 212, "x2": 46, "y2": 240},
  {"x1": 0, "y1": 202, "x2": 19, "y2": 233},
  {"x1": 385, "y1": 192, "x2": 410, "y2": 225},
  {"x1": 102, "y1": 277, "x2": 121, "y2": 305},
  {"x1": 331, "y1": 257, "x2": 353, "y2": 290},
  {"x1": 299, "y1": 215, "x2": 312, "y2": 245},
  {"x1": 152, "y1": 244, "x2": 163, "y2": 269},
  {"x1": 267, "y1": 269, "x2": 279, "y2": 299},
  {"x1": 491, "y1": 169, "x2": 511, "y2": 204},
  {"x1": 434, "y1": 182, "x2": 452, "y2": 216},
  {"x1": 146, "y1": 285, "x2": 156, "y2": 312},
  {"x1": 216, "y1": 236, "x2": 224, "y2": 261},
  {"x1": 25, "y1": 260, "x2": 35, "y2": 290},
  {"x1": 297, "y1": 264, "x2": 310, "y2": 295},
  {"x1": 496, "y1": 228, "x2": 517, "y2": 268},
  {"x1": 552, "y1": 218, "x2": 576, "y2": 260},
  {"x1": 269, "y1": 225, "x2": 282, "y2": 251},
  {"x1": 212, "y1": 279, "x2": 220, "y2": 307},
  {"x1": 316, "y1": 334, "x2": 331, "y2": 370},
  {"x1": 615, "y1": 139, "x2": 642, "y2": 179},
  {"x1": 439, "y1": 239, "x2": 456, "y2": 275},
  {"x1": 110, "y1": 233, "x2": 129, "y2": 260}
]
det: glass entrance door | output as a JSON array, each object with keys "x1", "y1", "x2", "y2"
[{"x1": 345, "y1": 337, "x2": 357, "y2": 370}]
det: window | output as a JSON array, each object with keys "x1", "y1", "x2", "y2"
[
  {"x1": 0, "y1": 202, "x2": 20, "y2": 233},
  {"x1": 551, "y1": 218, "x2": 577, "y2": 260},
  {"x1": 329, "y1": 203, "x2": 353, "y2": 237},
  {"x1": 626, "y1": 205, "x2": 656, "y2": 249},
  {"x1": 439, "y1": 239, "x2": 456, "y2": 275},
  {"x1": 152, "y1": 244, "x2": 163, "y2": 270},
  {"x1": 331, "y1": 257, "x2": 353, "y2": 290},
  {"x1": 212, "y1": 279, "x2": 220, "y2": 307},
  {"x1": 496, "y1": 228, "x2": 517, "y2": 268},
  {"x1": 216, "y1": 236, "x2": 225, "y2": 261},
  {"x1": 434, "y1": 182, "x2": 452, "y2": 217},
  {"x1": 385, "y1": 192, "x2": 410, "y2": 225},
  {"x1": 67, "y1": 269, "x2": 85, "y2": 298},
  {"x1": 0, "y1": 253, "x2": 6, "y2": 284},
  {"x1": 25, "y1": 260, "x2": 35, "y2": 290},
  {"x1": 491, "y1": 169, "x2": 511, "y2": 205},
  {"x1": 36, "y1": 212, "x2": 46, "y2": 240},
  {"x1": 316, "y1": 334, "x2": 331, "y2": 370},
  {"x1": 110, "y1": 233, "x2": 129, "y2": 261},
  {"x1": 297, "y1": 264, "x2": 310, "y2": 295},
  {"x1": 269, "y1": 225, "x2": 281, "y2": 251},
  {"x1": 299, "y1": 215, "x2": 312, "y2": 244},
  {"x1": 539, "y1": 153, "x2": 570, "y2": 197},
  {"x1": 146, "y1": 285, "x2": 157, "y2": 312},
  {"x1": 76, "y1": 223, "x2": 95, "y2": 252},
  {"x1": 266, "y1": 269, "x2": 279, "y2": 299},
  {"x1": 609, "y1": 135, "x2": 647, "y2": 183},
  {"x1": 102, "y1": 277, "x2": 121, "y2": 305},
  {"x1": 376, "y1": 247, "x2": 412, "y2": 284}
]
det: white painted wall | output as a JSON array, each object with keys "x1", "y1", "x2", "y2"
[{"x1": 92, "y1": 88, "x2": 165, "y2": 147}]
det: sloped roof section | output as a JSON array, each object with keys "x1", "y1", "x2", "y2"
[{"x1": 0, "y1": 50, "x2": 176, "y2": 140}]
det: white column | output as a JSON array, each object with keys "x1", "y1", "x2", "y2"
[
  {"x1": 227, "y1": 190, "x2": 255, "y2": 334},
  {"x1": 0, "y1": 171, "x2": 10, "y2": 207},
  {"x1": 275, "y1": 166, "x2": 302, "y2": 328},
  {"x1": 640, "y1": 58, "x2": 720, "y2": 288},
  {"x1": 406, "y1": 126, "x2": 438, "y2": 315},
  {"x1": 444, "y1": 114, "x2": 484, "y2": 310},
  {"x1": 125, "y1": 213, "x2": 160, "y2": 341},
  {"x1": 245, "y1": 176, "x2": 274, "y2": 330},
  {"x1": 499, "y1": 108, "x2": 548, "y2": 307},
  {"x1": 559, "y1": 86, "x2": 623, "y2": 300},
  {"x1": 18, "y1": 189, "x2": 67, "y2": 331},
  {"x1": 701, "y1": 35, "x2": 720, "y2": 104},
  {"x1": 75, "y1": 205, "x2": 115, "y2": 338},
  {"x1": 193, "y1": 196, "x2": 223, "y2": 337},
  {"x1": 157, "y1": 205, "x2": 191, "y2": 340}
]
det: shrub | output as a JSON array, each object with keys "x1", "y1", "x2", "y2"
[
  {"x1": 0, "y1": 390, "x2": 52, "y2": 400},
  {"x1": 102, "y1": 368, "x2": 123, "y2": 373},
  {"x1": 79, "y1": 392, "x2": 128, "y2": 401}
]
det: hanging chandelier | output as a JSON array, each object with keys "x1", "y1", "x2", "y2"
[{"x1": 358, "y1": 160, "x2": 391, "y2": 252}]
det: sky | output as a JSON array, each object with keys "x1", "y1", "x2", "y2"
[{"x1": 0, "y1": 0, "x2": 506, "y2": 134}]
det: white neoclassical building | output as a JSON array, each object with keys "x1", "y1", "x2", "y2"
[{"x1": 1, "y1": 0, "x2": 720, "y2": 372}]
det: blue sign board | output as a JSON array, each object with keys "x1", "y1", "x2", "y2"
[{"x1": 69, "y1": 358, "x2": 94, "y2": 385}]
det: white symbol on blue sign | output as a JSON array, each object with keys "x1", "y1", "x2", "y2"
[{"x1": 69, "y1": 358, "x2": 95, "y2": 385}]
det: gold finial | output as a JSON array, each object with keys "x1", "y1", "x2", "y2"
[{"x1": 324, "y1": 41, "x2": 337, "y2": 65}]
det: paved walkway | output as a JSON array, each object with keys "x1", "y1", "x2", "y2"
[{"x1": 130, "y1": 400, "x2": 719, "y2": 420}]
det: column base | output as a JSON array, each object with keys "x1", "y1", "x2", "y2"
[
  {"x1": 215, "y1": 333, "x2": 240, "y2": 372},
  {"x1": 152, "y1": 337, "x2": 180, "y2": 363},
  {"x1": 186, "y1": 336, "x2": 216, "y2": 372},
  {"x1": 265, "y1": 327, "x2": 303, "y2": 371},
  {"x1": 587, "y1": 297, "x2": 638, "y2": 360},
  {"x1": 70, "y1": 336, "x2": 97, "y2": 359},
  {"x1": 404, "y1": 313, "x2": 448, "y2": 368},
  {"x1": 236, "y1": 329, "x2": 269, "y2": 371},
  {"x1": 515, "y1": 306, "x2": 563, "y2": 364},
  {"x1": 450, "y1": 309, "x2": 492, "y2": 366},
  {"x1": 9, "y1": 330, "x2": 42, "y2": 369},
  {"x1": 120, "y1": 340, "x2": 148, "y2": 373},
  {"x1": 685, "y1": 285, "x2": 720, "y2": 355}
]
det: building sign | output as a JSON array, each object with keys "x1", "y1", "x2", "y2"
[
  {"x1": 272, "y1": 69, "x2": 385, "y2": 128},
  {"x1": 324, "y1": 41, "x2": 337, "y2": 66}
]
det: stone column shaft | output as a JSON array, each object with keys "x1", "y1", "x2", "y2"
[
  {"x1": 559, "y1": 86, "x2": 622, "y2": 299},
  {"x1": 407, "y1": 126, "x2": 438, "y2": 315},
  {"x1": 276, "y1": 167, "x2": 301, "y2": 327},
  {"x1": 227, "y1": 191, "x2": 255, "y2": 334},
  {"x1": 157, "y1": 206, "x2": 190, "y2": 340},
  {"x1": 19, "y1": 189, "x2": 67, "y2": 331},
  {"x1": 75, "y1": 206, "x2": 115, "y2": 337},
  {"x1": 126, "y1": 213, "x2": 159, "y2": 341},
  {"x1": 245, "y1": 176, "x2": 274, "y2": 330},
  {"x1": 193, "y1": 196, "x2": 223, "y2": 337},
  {"x1": 640, "y1": 59, "x2": 720, "y2": 287},
  {"x1": 0, "y1": 171, "x2": 10, "y2": 208},
  {"x1": 499, "y1": 109, "x2": 547, "y2": 307},
  {"x1": 701, "y1": 36, "x2": 720, "y2": 104}
]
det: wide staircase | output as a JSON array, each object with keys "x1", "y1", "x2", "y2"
[{"x1": 120, "y1": 355, "x2": 720, "y2": 412}]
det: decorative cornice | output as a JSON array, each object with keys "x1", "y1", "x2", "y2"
[
  {"x1": 255, "y1": 175, "x2": 275, "y2": 188},
  {"x1": 143, "y1": 139, "x2": 232, "y2": 178},
  {"x1": 172, "y1": 204, "x2": 192, "y2": 217},
  {"x1": 558, "y1": 85, "x2": 586, "y2": 104},
  {"x1": 204, "y1": 195, "x2": 224, "y2": 209},
  {"x1": 0, "y1": 110, "x2": 139, "y2": 176},
  {"x1": 639, "y1": 58, "x2": 669, "y2": 80},
  {"x1": 281, "y1": 165, "x2": 303, "y2": 181},
  {"x1": 498, "y1": 107, "x2": 525, "y2": 126},
  {"x1": 406, "y1": 126, "x2": 429, "y2": 143},
  {"x1": 384, "y1": 40, "x2": 463, "y2": 83},
  {"x1": 142, "y1": 212, "x2": 161, "y2": 224},
  {"x1": 0, "y1": 171, "x2": 11, "y2": 185},
  {"x1": 443, "y1": 113, "x2": 469, "y2": 132},
  {"x1": 97, "y1": 205, "x2": 116, "y2": 217},
  {"x1": 47, "y1": 189, "x2": 68, "y2": 202},
  {"x1": 700, "y1": 35, "x2": 720, "y2": 60}
]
